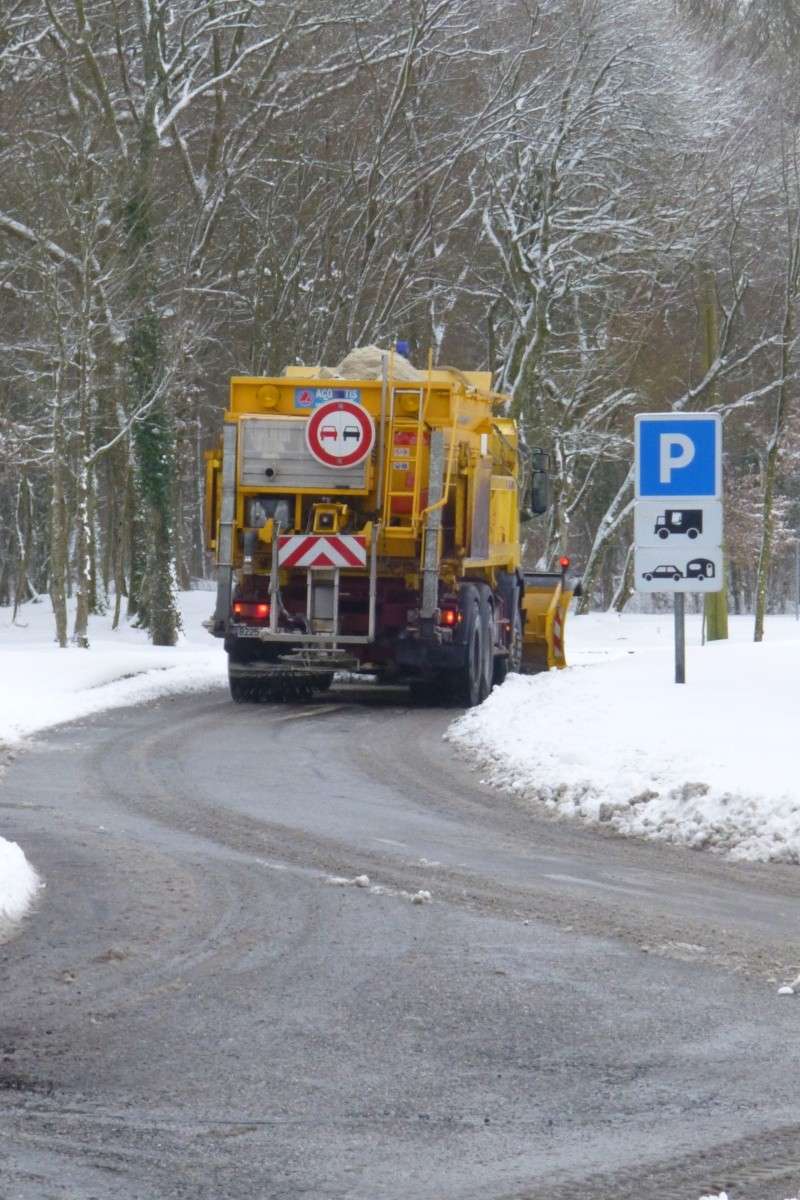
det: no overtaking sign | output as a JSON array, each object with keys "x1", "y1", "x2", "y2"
[{"x1": 305, "y1": 399, "x2": 375, "y2": 470}]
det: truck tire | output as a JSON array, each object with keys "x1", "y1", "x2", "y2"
[
  {"x1": 494, "y1": 571, "x2": 523, "y2": 685},
  {"x1": 258, "y1": 673, "x2": 332, "y2": 703},
  {"x1": 448, "y1": 584, "x2": 484, "y2": 707},
  {"x1": 493, "y1": 604, "x2": 523, "y2": 685},
  {"x1": 477, "y1": 585, "x2": 495, "y2": 701},
  {"x1": 229, "y1": 666, "x2": 255, "y2": 703},
  {"x1": 259, "y1": 676, "x2": 309, "y2": 703},
  {"x1": 226, "y1": 638, "x2": 259, "y2": 664}
]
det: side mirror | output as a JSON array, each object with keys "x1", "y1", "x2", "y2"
[
  {"x1": 528, "y1": 449, "x2": 550, "y2": 516},
  {"x1": 530, "y1": 469, "x2": 549, "y2": 516}
]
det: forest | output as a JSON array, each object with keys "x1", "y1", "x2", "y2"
[{"x1": 1, "y1": 0, "x2": 799, "y2": 645}]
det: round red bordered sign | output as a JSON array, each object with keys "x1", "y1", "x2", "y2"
[{"x1": 305, "y1": 400, "x2": 375, "y2": 469}]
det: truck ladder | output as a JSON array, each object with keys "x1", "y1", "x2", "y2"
[{"x1": 383, "y1": 387, "x2": 426, "y2": 531}]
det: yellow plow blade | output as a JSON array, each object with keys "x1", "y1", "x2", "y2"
[{"x1": 520, "y1": 572, "x2": 572, "y2": 672}]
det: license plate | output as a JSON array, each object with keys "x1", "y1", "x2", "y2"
[{"x1": 236, "y1": 625, "x2": 264, "y2": 638}]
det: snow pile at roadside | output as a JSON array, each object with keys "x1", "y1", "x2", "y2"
[
  {"x1": 0, "y1": 590, "x2": 225, "y2": 748},
  {"x1": 448, "y1": 613, "x2": 800, "y2": 863},
  {"x1": 0, "y1": 836, "x2": 40, "y2": 937}
]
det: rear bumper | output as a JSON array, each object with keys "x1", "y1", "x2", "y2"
[{"x1": 225, "y1": 622, "x2": 469, "y2": 677}]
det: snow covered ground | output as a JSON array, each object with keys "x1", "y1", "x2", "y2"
[
  {"x1": 449, "y1": 610, "x2": 800, "y2": 864},
  {"x1": 0, "y1": 589, "x2": 224, "y2": 929},
  {"x1": 0, "y1": 589, "x2": 225, "y2": 749}
]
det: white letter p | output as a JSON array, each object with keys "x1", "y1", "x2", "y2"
[{"x1": 659, "y1": 433, "x2": 695, "y2": 484}]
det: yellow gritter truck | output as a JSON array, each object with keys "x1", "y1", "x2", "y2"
[{"x1": 204, "y1": 352, "x2": 573, "y2": 705}]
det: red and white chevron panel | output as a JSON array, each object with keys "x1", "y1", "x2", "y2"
[
  {"x1": 277, "y1": 534, "x2": 367, "y2": 569},
  {"x1": 552, "y1": 604, "x2": 566, "y2": 667}
]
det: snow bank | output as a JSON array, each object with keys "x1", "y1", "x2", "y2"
[
  {"x1": 0, "y1": 836, "x2": 40, "y2": 938},
  {"x1": 0, "y1": 590, "x2": 225, "y2": 939},
  {"x1": 448, "y1": 612, "x2": 800, "y2": 863},
  {"x1": 0, "y1": 589, "x2": 225, "y2": 748}
]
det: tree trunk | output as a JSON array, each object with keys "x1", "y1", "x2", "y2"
[
  {"x1": 125, "y1": 76, "x2": 181, "y2": 645},
  {"x1": 700, "y1": 268, "x2": 728, "y2": 640},
  {"x1": 12, "y1": 476, "x2": 35, "y2": 621},
  {"x1": 87, "y1": 464, "x2": 104, "y2": 615},
  {"x1": 130, "y1": 309, "x2": 182, "y2": 644},
  {"x1": 72, "y1": 339, "x2": 92, "y2": 648},
  {"x1": 611, "y1": 542, "x2": 635, "y2": 612},
  {"x1": 754, "y1": 308, "x2": 793, "y2": 641},
  {"x1": 72, "y1": 457, "x2": 91, "y2": 648},
  {"x1": 111, "y1": 443, "x2": 129, "y2": 632},
  {"x1": 576, "y1": 466, "x2": 635, "y2": 614}
]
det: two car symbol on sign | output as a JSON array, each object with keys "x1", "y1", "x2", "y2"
[
  {"x1": 320, "y1": 425, "x2": 361, "y2": 444},
  {"x1": 642, "y1": 558, "x2": 716, "y2": 583}
]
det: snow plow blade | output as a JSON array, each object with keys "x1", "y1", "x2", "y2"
[{"x1": 520, "y1": 572, "x2": 572, "y2": 672}]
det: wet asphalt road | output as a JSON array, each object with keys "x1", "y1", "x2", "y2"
[{"x1": 2, "y1": 687, "x2": 800, "y2": 1200}]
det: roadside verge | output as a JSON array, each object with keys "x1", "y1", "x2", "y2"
[{"x1": 448, "y1": 613, "x2": 800, "y2": 864}]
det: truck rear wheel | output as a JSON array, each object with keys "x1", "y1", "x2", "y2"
[
  {"x1": 449, "y1": 585, "x2": 484, "y2": 707},
  {"x1": 258, "y1": 673, "x2": 332, "y2": 703},
  {"x1": 477, "y1": 586, "x2": 495, "y2": 701},
  {"x1": 493, "y1": 605, "x2": 523, "y2": 685},
  {"x1": 229, "y1": 668, "x2": 255, "y2": 703},
  {"x1": 258, "y1": 680, "x2": 311, "y2": 703}
]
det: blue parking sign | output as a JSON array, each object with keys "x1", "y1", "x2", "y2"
[{"x1": 635, "y1": 414, "x2": 721, "y2": 498}]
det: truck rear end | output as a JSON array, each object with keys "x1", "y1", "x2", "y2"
[{"x1": 205, "y1": 355, "x2": 572, "y2": 705}]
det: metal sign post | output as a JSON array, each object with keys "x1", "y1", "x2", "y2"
[
  {"x1": 674, "y1": 593, "x2": 686, "y2": 684},
  {"x1": 634, "y1": 413, "x2": 723, "y2": 684}
]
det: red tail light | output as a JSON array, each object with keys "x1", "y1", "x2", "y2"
[
  {"x1": 559, "y1": 556, "x2": 571, "y2": 570},
  {"x1": 440, "y1": 606, "x2": 460, "y2": 627},
  {"x1": 232, "y1": 601, "x2": 270, "y2": 621}
]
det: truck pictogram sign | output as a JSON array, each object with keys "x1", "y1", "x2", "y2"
[
  {"x1": 305, "y1": 400, "x2": 375, "y2": 469},
  {"x1": 655, "y1": 509, "x2": 703, "y2": 539}
]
